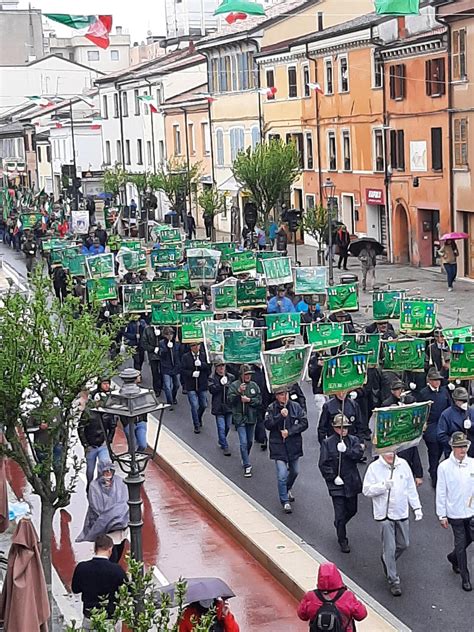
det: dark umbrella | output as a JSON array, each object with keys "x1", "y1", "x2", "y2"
[
  {"x1": 156, "y1": 577, "x2": 235, "y2": 606},
  {"x1": 349, "y1": 237, "x2": 384, "y2": 257}
]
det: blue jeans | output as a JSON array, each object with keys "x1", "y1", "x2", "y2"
[
  {"x1": 163, "y1": 373, "x2": 179, "y2": 404},
  {"x1": 236, "y1": 424, "x2": 255, "y2": 468},
  {"x1": 275, "y1": 459, "x2": 300, "y2": 504},
  {"x1": 187, "y1": 390, "x2": 208, "y2": 429},
  {"x1": 215, "y1": 413, "x2": 232, "y2": 449},
  {"x1": 85, "y1": 445, "x2": 109, "y2": 485},
  {"x1": 123, "y1": 420, "x2": 147, "y2": 451},
  {"x1": 444, "y1": 262, "x2": 457, "y2": 288}
]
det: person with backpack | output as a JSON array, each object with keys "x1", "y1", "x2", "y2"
[{"x1": 297, "y1": 562, "x2": 367, "y2": 632}]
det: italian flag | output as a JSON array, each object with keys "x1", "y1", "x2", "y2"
[
  {"x1": 375, "y1": 0, "x2": 419, "y2": 15},
  {"x1": 137, "y1": 94, "x2": 160, "y2": 114},
  {"x1": 91, "y1": 117, "x2": 102, "y2": 130},
  {"x1": 44, "y1": 14, "x2": 113, "y2": 49},
  {"x1": 308, "y1": 82, "x2": 323, "y2": 94},
  {"x1": 28, "y1": 96, "x2": 54, "y2": 108}
]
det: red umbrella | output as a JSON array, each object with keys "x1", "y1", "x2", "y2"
[
  {"x1": 440, "y1": 232, "x2": 469, "y2": 240},
  {"x1": 0, "y1": 518, "x2": 50, "y2": 631}
]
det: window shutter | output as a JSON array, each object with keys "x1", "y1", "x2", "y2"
[
  {"x1": 439, "y1": 59, "x2": 446, "y2": 95},
  {"x1": 390, "y1": 130, "x2": 396, "y2": 168},
  {"x1": 425, "y1": 60, "x2": 432, "y2": 96},
  {"x1": 400, "y1": 64, "x2": 406, "y2": 99},
  {"x1": 431, "y1": 127, "x2": 443, "y2": 170},
  {"x1": 389, "y1": 66, "x2": 395, "y2": 99},
  {"x1": 398, "y1": 130, "x2": 405, "y2": 170}
]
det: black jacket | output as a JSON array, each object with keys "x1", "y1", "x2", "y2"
[
  {"x1": 269, "y1": 383, "x2": 306, "y2": 411},
  {"x1": 180, "y1": 349, "x2": 211, "y2": 392},
  {"x1": 78, "y1": 407, "x2": 116, "y2": 449},
  {"x1": 275, "y1": 229, "x2": 288, "y2": 252},
  {"x1": 72, "y1": 557, "x2": 127, "y2": 617},
  {"x1": 159, "y1": 339, "x2": 182, "y2": 375},
  {"x1": 22, "y1": 240, "x2": 37, "y2": 257},
  {"x1": 319, "y1": 434, "x2": 363, "y2": 497},
  {"x1": 208, "y1": 373, "x2": 232, "y2": 415},
  {"x1": 264, "y1": 400, "x2": 308, "y2": 462},
  {"x1": 94, "y1": 228, "x2": 108, "y2": 247},
  {"x1": 141, "y1": 325, "x2": 161, "y2": 361},
  {"x1": 418, "y1": 385, "x2": 451, "y2": 442},
  {"x1": 308, "y1": 352, "x2": 324, "y2": 394},
  {"x1": 318, "y1": 397, "x2": 366, "y2": 443}
]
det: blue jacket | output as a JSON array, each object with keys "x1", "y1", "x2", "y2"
[
  {"x1": 159, "y1": 338, "x2": 182, "y2": 376},
  {"x1": 123, "y1": 319, "x2": 147, "y2": 349},
  {"x1": 437, "y1": 404, "x2": 474, "y2": 454},
  {"x1": 267, "y1": 296, "x2": 295, "y2": 314},
  {"x1": 89, "y1": 244, "x2": 105, "y2": 255},
  {"x1": 295, "y1": 299, "x2": 309, "y2": 313},
  {"x1": 418, "y1": 385, "x2": 451, "y2": 442}
]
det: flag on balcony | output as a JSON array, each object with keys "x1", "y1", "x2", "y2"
[
  {"x1": 375, "y1": 0, "x2": 419, "y2": 15},
  {"x1": 28, "y1": 96, "x2": 54, "y2": 108},
  {"x1": 137, "y1": 94, "x2": 160, "y2": 114},
  {"x1": 308, "y1": 82, "x2": 323, "y2": 94},
  {"x1": 44, "y1": 14, "x2": 113, "y2": 49},
  {"x1": 90, "y1": 118, "x2": 102, "y2": 130},
  {"x1": 214, "y1": 1, "x2": 265, "y2": 19}
]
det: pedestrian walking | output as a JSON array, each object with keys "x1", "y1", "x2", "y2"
[
  {"x1": 425, "y1": 329, "x2": 451, "y2": 383},
  {"x1": 71, "y1": 534, "x2": 127, "y2": 631},
  {"x1": 159, "y1": 327, "x2": 181, "y2": 408},
  {"x1": 208, "y1": 361, "x2": 233, "y2": 456},
  {"x1": 265, "y1": 385, "x2": 308, "y2": 513},
  {"x1": 438, "y1": 238, "x2": 459, "y2": 292},
  {"x1": 123, "y1": 315, "x2": 147, "y2": 371},
  {"x1": 297, "y1": 562, "x2": 367, "y2": 632},
  {"x1": 185, "y1": 210, "x2": 196, "y2": 240},
  {"x1": 179, "y1": 599, "x2": 240, "y2": 632},
  {"x1": 228, "y1": 365, "x2": 261, "y2": 478},
  {"x1": 269, "y1": 219, "x2": 278, "y2": 248},
  {"x1": 438, "y1": 386, "x2": 474, "y2": 457},
  {"x1": 77, "y1": 461, "x2": 129, "y2": 564},
  {"x1": 180, "y1": 342, "x2": 211, "y2": 434},
  {"x1": 436, "y1": 432, "x2": 474, "y2": 591},
  {"x1": 121, "y1": 372, "x2": 149, "y2": 453},
  {"x1": 418, "y1": 367, "x2": 451, "y2": 486},
  {"x1": 335, "y1": 224, "x2": 350, "y2": 271},
  {"x1": 358, "y1": 242, "x2": 377, "y2": 291},
  {"x1": 141, "y1": 323, "x2": 163, "y2": 397},
  {"x1": 318, "y1": 392, "x2": 368, "y2": 456},
  {"x1": 275, "y1": 224, "x2": 288, "y2": 255},
  {"x1": 319, "y1": 414, "x2": 363, "y2": 553},
  {"x1": 22, "y1": 232, "x2": 37, "y2": 275},
  {"x1": 363, "y1": 452, "x2": 422, "y2": 596}
]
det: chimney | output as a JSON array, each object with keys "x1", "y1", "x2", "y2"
[
  {"x1": 116, "y1": 25, "x2": 122, "y2": 35},
  {"x1": 397, "y1": 16, "x2": 407, "y2": 39}
]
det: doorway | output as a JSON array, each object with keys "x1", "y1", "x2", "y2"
[
  {"x1": 393, "y1": 203, "x2": 410, "y2": 264},
  {"x1": 463, "y1": 212, "x2": 474, "y2": 278},
  {"x1": 341, "y1": 194, "x2": 355, "y2": 234}
]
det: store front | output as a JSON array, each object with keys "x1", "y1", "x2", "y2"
[{"x1": 365, "y1": 188, "x2": 387, "y2": 247}]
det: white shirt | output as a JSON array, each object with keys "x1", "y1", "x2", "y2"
[
  {"x1": 363, "y1": 456, "x2": 421, "y2": 521},
  {"x1": 436, "y1": 453, "x2": 474, "y2": 520}
]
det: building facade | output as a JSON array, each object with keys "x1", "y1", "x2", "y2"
[
  {"x1": 0, "y1": 6, "x2": 43, "y2": 65},
  {"x1": 165, "y1": 0, "x2": 219, "y2": 39}
]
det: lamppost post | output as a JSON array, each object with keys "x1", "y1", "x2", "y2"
[{"x1": 323, "y1": 178, "x2": 336, "y2": 286}]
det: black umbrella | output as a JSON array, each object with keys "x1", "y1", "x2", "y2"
[
  {"x1": 156, "y1": 577, "x2": 235, "y2": 606},
  {"x1": 348, "y1": 237, "x2": 384, "y2": 257}
]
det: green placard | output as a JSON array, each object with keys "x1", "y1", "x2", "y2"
[
  {"x1": 256, "y1": 250, "x2": 281, "y2": 274},
  {"x1": 211, "y1": 242, "x2": 237, "y2": 262},
  {"x1": 322, "y1": 352, "x2": 369, "y2": 395},
  {"x1": 42, "y1": 237, "x2": 66, "y2": 252},
  {"x1": 159, "y1": 268, "x2": 192, "y2": 291},
  {"x1": 326, "y1": 283, "x2": 359, "y2": 313},
  {"x1": 122, "y1": 284, "x2": 146, "y2": 313},
  {"x1": 372, "y1": 290, "x2": 406, "y2": 321},
  {"x1": 86, "y1": 253, "x2": 115, "y2": 279},
  {"x1": 120, "y1": 239, "x2": 142, "y2": 252},
  {"x1": 185, "y1": 239, "x2": 210, "y2": 249},
  {"x1": 443, "y1": 326, "x2": 473, "y2": 344},
  {"x1": 202, "y1": 319, "x2": 243, "y2": 361},
  {"x1": 400, "y1": 299, "x2": 437, "y2": 333},
  {"x1": 155, "y1": 226, "x2": 182, "y2": 245},
  {"x1": 261, "y1": 345, "x2": 312, "y2": 392},
  {"x1": 212, "y1": 279, "x2": 238, "y2": 312},
  {"x1": 121, "y1": 248, "x2": 148, "y2": 271},
  {"x1": 86, "y1": 277, "x2": 118, "y2": 302},
  {"x1": 151, "y1": 247, "x2": 181, "y2": 268},
  {"x1": 265, "y1": 313, "x2": 301, "y2": 342},
  {"x1": 373, "y1": 402, "x2": 431, "y2": 455},
  {"x1": 294, "y1": 267, "x2": 327, "y2": 294},
  {"x1": 150, "y1": 301, "x2": 182, "y2": 326},
  {"x1": 344, "y1": 333, "x2": 381, "y2": 368},
  {"x1": 306, "y1": 322, "x2": 345, "y2": 351},
  {"x1": 261, "y1": 256, "x2": 293, "y2": 285},
  {"x1": 21, "y1": 212, "x2": 43, "y2": 229},
  {"x1": 187, "y1": 248, "x2": 221, "y2": 286},
  {"x1": 108, "y1": 233, "x2": 122, "y2": 251},
  {"x1": 236, "y1": 280, "x2": 267, "y2": 310},
  {"x1": 223, "y1": 329, "x2": 263, "y2": 364},
  {"x1": 105, "y1": 207, "x2": 119, "y2": 230},
  {"x1": 181, "y1": 311, "x2": 214, "y2": 343},
  {"x1": 449, "y1": 341, "x2": 474, "y2": 379},
  {"x1": 229, "y1": 250, "x2": 257, "y2": 274},
  {"x1": 67, "y1": 254, "x2": 87, "y2": 277},
  {"x1": 52, "y1": 244, "x2": 81, "y2": 267},
  {"x1": 382, "y1": 338, "x2": 426, "y2": 371},
  {"x1": 143, "y1": 280, "x2": 173, "y2": 304}
]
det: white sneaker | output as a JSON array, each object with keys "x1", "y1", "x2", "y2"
[
  {"x1": 448, "y1": 287, "x2": 453, "y2": 292},
  {"x1": 244, "y1": 466, "x2": 252, "y2": 478}
]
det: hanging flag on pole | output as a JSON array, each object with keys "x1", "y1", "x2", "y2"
[
  {"x1": 374, "y1": 0, "x2": 419, "y2": 15},
  {"x1": 44, "y1": 14, "x2": 113, "y2": 49},
  {"x1": 308, "y1": 82, "x2": 323, "y2": 94},
  {"x1": 137, "y1": 94, "x2": 160, "y2": 114}
]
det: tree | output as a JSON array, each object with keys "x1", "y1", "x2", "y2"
[
  {"x1": 301, "y1": 203, "x2": 329, "y2": 264},
  {"x1": 127, "y1": 172, "x2": 152, "y2": 207},
  {"x1": 231, "y1": 139, "x2": 300, "y2": 231},
  {"x1": 149, "y1": 159, "x2": 201, "y2": 218},
  {"x1": 66, "y1": 558, "x2": 216, "y2": 632},
  {"x1": 198, "y1": 187, "x2": 226, "y2": 240},
  {"x1": 0, "y1": 270, "x2": 123, "y2": 609},
  {"x1": 103, "y1": 165, "x2": 128, "y2": 204}
]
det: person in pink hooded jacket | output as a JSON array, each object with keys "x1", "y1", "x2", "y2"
[{"x1": 297, "y1": 562, "x2": 367, "y2": 631}]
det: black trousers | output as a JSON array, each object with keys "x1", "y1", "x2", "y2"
[
  {"x1": 448, "y1": 518, "x2": 473, "y2": 581},
  {"x1": 149, "y1": 359, "x2": 162, "y2": 396},
  {"x1": 133, "y1": 348, "x2": 145, "y2": 371},
  {"x1": 424, "y1": 438, "x2": 443, "y2": 485},
  {"x1": 337, "y1": 250, "x2": 348, "y2": 270},
  {"x1": 332, "y1": 495, "x2": 358, "y2": 544},
  {"x1": 110, "y1": 540, "x2": 126, "y2": 563}
]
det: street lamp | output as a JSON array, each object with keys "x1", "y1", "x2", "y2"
[
  {"x1": 322, "y1": 177, "x2": 336, "y2": 286},
  {"x1": 99, "y1": 367, "x2": 169, "y2": 562}
]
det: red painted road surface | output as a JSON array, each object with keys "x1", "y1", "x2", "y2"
[{"x1": 6, "y1": 433, "x2": 308, "y2": 632}]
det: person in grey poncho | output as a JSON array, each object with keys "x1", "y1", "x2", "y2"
[{"x1": 77, "y1": 461, "x2": 129, "y2": 563}]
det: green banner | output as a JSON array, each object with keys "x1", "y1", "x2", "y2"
[
  {"x1": 158, "y1": 268, "x2": 191, "y2": 291},
  {"x1": 265, "y1": 313, "x2": 301, "y2": 342},
  {"x1": 400, "y1": 299, "x2": 437, "y2": 333},
  {"x1": 120, "y1": 239, "x2": 142, "y2": 252},
  {"x1": 154, "y1": 226, "x2": 182, "y2": 245},
  {"x1": 107, "y1": 233, "x2": 122, "y2": 251},
  {"x1": 122, "y1": 284, "x2": 146, "y2": 313},
  {"x1": 181, "y1": 311, "x2": 214, "y2": 343},
  {"x1": 307, "y1": 322, "x2": 345, "y2": 351},
  {"x1": 373, "y1": 401, "x2": 431, "y2": 455},
  {"x1": 256, "y1": 250, "x2": 281, "y2": 274},
  {"x1": 151, "y1": 247, "x2": 181, "y2": 268},
  {"x1": 372, "y1": 290, "x2": 406, "y2": 321},
  {"x1": 326, "y1": 283, "x2": 359, "y2": 313},
  {"x1": 120, "y1": 247, "x2": 147, "y2": 271},
  {"x1": 151, "y1": 301, "x2": 182, "y2": 326},
  {"x1": 143, "y1": 280, "x2": 173, "y2": 305},
  {"x1": 236, "y1": 280, "x2": 267, "y2": 310},
  {"x1": 185, "y1": 239, "x2": 210, "y2": 249},
  {"x1": 229, "y1": 250, "x2": 257, "y2": 274},
  {"x1": 21, "y1": 212, "x2": 43, "y2": 229},
  {"x1": 443, "y1": 326, "x2": 472, "y2": 344},
  {"x1": 202, "y1": 319, "x2": 243, "y2": 361},
  {"x1": 261, "y1": 256, "x2": 293, "y2": 285},
  {"x1": 223, "y1": 329, "x2": 263, "y2": 364},
  {"x1": 261, "y1": 345, "x2": 312, "y2": 392},
  {"x1": 212, "y1": 279, "x2": 238, "y2": 313},
  {"x1": 322, "y1": 352, "x2": 369, "y2": 395},
  {"x1": 294, "y1": 266, "x2": 327, "y2": 294},
  {"x1": 187, "y1": 248, "x2": 221, "y2": 286},
  {"x1": 67, "y1": 253, "x2": 87, "y2": 277},
  {"x1": 105, "y1": 207, "x2": 119, "y2": 230},
  {"x1": 86, "y1": 253, "x2": 115, "y2": 279},
  {"x1": 344, "y1": 333, "x2": 381, "y2": 368},
  {"x1": 86, "y1": 277, "x2": 118, "y2": 302},
  {"x1": 51, "y1": 244, "x2": 81, "y2": 267},
  {"x1": 42, "y1": 237, "x2": 67, "y2": 252},
  {"x1": 382, "y1": 338, "x2": 426, "y2": 371},
  {"x1": 211, "y1": 241, "x2": 237, "y2": 262},
  {"x1": 449, "y1": 341, "x2": 474, "y2": 379}
]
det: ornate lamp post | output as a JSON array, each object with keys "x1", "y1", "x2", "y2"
[
  {"x1": 99, "y1": 367, "x2": 169, "y2": 562},
  {"x1": 322, "y1": 177, "x2": 336, "y2": 286}
]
